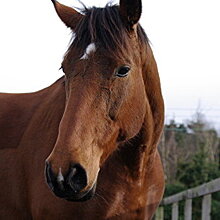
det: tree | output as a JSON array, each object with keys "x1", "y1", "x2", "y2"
[{"x1": 159, "y1": 114, "x2": 220, "y2": 219}]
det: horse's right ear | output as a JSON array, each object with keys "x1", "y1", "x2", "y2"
[
  {"x1": 119, "y1": 0, "x2": 142, "y2": 30},
  {"x1": 51, "y1": 0, "x2": 83, "y2": 29}
]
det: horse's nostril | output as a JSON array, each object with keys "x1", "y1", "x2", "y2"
[
  {"x1": 67, "y1": 164, "x2": 87, "y2": 193},
  {"x1": 45, "y1": 162, "x2": 56, "y2": 190},
  {"x1": 45, "y1": 162, "x2": 88, "y2": 198}
]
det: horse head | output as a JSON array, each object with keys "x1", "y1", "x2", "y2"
[{"x1": 45, "y1": 0, "x2": 164, "y2": 202}]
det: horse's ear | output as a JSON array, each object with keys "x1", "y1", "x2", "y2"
[
  {"x1": 119, "y1": 0, "x2": 142, "y2": 30},
  {"x1": 51, "y1": 0, "x2": 83, "y2": 29}
]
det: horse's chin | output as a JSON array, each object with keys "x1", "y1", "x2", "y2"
[
  {"x1": 56, "y1": 182, "x2": 97, "y2": 202},
  {"x1": 66, "y1": 183, "x2": 97, "y2": 202}
]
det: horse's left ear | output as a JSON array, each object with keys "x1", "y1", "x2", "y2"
[
  {"x1": 51, "y1": 0, "x2": 83, "y2": 29},
  {"x1": 119, "y1": 0, "x2": 142, "y2": 29}
]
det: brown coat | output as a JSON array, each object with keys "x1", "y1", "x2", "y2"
[{"x1": 0, "y1": 1, "x2": 165, "y2": 219}]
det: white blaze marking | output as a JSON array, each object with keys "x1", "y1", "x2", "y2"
[
  {"x1": 57, "y1": 168, "x2": 64, "y2": 182},
  {"x1": 80, "y1": 43, "x2": 96, "y2": 60}
]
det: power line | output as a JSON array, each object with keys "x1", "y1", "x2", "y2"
[
  {"x1": 166, "y1": 115, "x2": 220, "y2": 118},
  {"x1": 167, "y1": 108, "x2": 220, "y2": 111}
]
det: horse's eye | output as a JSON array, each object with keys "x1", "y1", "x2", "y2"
[{"x1": 115, "y1": 66, "x2": 131, "y2": 77}]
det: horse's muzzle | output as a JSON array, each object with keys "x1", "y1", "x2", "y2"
[{"x1": 45, "y1": 162, "x2": 96, "y2": 202}]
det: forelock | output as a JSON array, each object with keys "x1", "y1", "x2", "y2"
[{"x1": 65, "y1": 4, "x2": 149, "y2": 60}]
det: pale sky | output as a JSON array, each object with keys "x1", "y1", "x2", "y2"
[{"x1": 0, "y1": 0, "x2": 220, "y2": 129}]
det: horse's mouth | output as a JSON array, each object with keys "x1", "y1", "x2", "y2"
[
  {"x1": 65, "y1": 185, "x2": 96, "y2": 202},
  {"x1": 52, "y1": 181, "x2": 97, "y2": 202}
]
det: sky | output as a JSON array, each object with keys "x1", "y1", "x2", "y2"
[{"x1": 0, "y1": 0, "x2": 220, "y2": 129}]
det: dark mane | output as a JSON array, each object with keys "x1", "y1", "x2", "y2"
[{"x1": 67, "y1": 4, "x2": 149, "y2": 57}]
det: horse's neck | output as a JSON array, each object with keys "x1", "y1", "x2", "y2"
[
  {"x1": 26, "y1": 77, "x2": 66, "y2": 133},
  {"x1": 98, "y1": 136, "x2": 164, "y2": 219},
  {"x1": 115, "y1": 129, "x2": 154, "y2": 178},
  {"x1": 0, "y1": 77, "x2": 66, "y2": 150}
]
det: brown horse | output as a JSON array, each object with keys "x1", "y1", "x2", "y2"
[{"x1": 0, "y1": 0, "x2": 164, "y2": 219}]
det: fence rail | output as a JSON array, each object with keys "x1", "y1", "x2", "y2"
[{"x1": 155, "y1": 178, "x2": 220, "y2": 220}]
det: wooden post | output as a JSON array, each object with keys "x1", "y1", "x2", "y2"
[
  {"x1": 172, "y1": 202, "x2": 178, "y2": 220},
  {"x1": 202, "y1": 194, "x2": 211, "y2": 220},
  {"x1": 161, "y1": 178, "x2": 220, "y2": 220},
  {"x1": 155, "y1": 206, "x2": 164, "y2": 220},
  {"x1": 184, "y1": 199, "x2": 192, "y2": 220}
]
